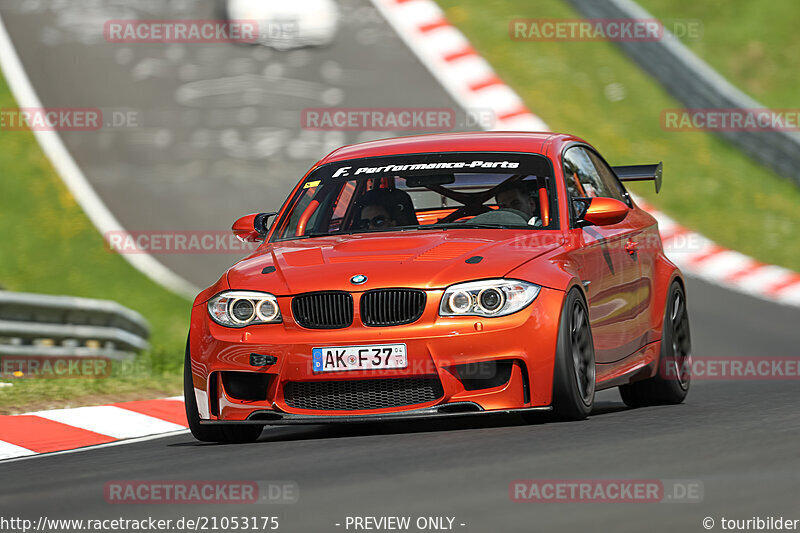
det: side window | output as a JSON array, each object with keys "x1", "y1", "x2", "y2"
[
  {"x1": 586, "y1": 150, "x2": 628, "y2": 204},
  {"x1": 562, "y1": 146, "x2": 618, "y2": 200}
]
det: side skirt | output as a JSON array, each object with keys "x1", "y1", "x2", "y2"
[{"x1": 595, "y1": 341, "x2": 661, "y2": 391}]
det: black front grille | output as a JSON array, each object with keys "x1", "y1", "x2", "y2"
[
  {"x1": 284, "y1": 377, "x2": 443, "y2": 411},
  {"x1": 360, "y1": 289, "x2": 426, "y2": 326},
  {"x1": 292, "y1": 291, "x2": 353, "y2": 329}
]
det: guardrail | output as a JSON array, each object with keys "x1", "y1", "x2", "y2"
[
  {"x1": 565, "y1": 0, "x2": 800, "y2": 187},
  {"x1": 0, "y1": 291, "x2": 150, "y2": 361}
]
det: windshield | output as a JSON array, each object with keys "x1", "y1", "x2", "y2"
[{"x1": 271, "y1": 151, "x2": 557, "y2": 242}]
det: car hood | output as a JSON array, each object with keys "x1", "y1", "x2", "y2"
[{"x1": 226, "y1": 229, "x2": 561, "y2": 294}]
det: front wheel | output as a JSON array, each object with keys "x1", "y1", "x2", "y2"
[
  {"x1": 550, "y1": 288, "x2": 596, "y2": 420},
  {"x1": 184, "y1": 340, "x2": 263, "y2": 443},
  {"x1": 619, "y1": 281, "x2": 691, "y2": 407}
]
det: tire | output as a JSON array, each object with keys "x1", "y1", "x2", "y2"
[
  {"x1": 619, "y1": 281, "x2": 691, "y2": 407},
  {"x1": 549, "y1": 288, "x2": 596, "y2": 420},
  {"x1": 184, "y1": 340, "x2": 263, "y2": 443}
]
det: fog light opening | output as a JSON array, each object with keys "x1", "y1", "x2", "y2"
[
  {"x1": 455, "y1": 360, "x2": 513, "y2": 391},
  {"x1": 221, "y1": 371, "x2": 271, "y2": 402}
]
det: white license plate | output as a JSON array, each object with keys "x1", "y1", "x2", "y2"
[{"x1": 312, "y1": 344, "x2": 407, "y2": 372}]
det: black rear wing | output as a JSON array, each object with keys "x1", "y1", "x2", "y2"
[{"x1": 612, "y1": 162, "x2": 663, "y2": 193}]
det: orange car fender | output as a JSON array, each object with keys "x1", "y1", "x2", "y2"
[
  {"x1": 648, "y1": 253, "x2": 684, "y2": 339},
  {"x1": 505, "y1": 253, "x2": 588, "y2": 406},
  {"x1": 506, "y1": 247, "x2": 586, "y2": 299},
  {"x1": 187, "y1": 304, "x2": 215, "y2": 396},
  {"x1": 192, "y1": 273, "x2": 230, "y2": 307}
]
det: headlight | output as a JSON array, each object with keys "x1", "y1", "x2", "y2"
[
  {"x1": 207, "y1": 291, "x2": 282, "y2": 327},
  {"x1": 439, "y1": 279, "x2": 540, "y2": 317}
]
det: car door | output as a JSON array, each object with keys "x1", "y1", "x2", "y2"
[
  {"x1": 561, "y1": 146, "x2": 641, "y2": 363},
  {"x1": 586, "y1": 149, "x2": 654, "y2": 353}
]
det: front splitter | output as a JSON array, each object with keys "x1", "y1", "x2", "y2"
[{"x1": 198, "y1": 403, "x2": 552, "y2": 425}]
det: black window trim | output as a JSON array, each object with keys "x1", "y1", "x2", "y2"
[{"x1": 560, "y1": 142, "x2": 632, "y2": 229}]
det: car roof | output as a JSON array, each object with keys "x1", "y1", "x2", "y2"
[{"x1": 317, "y1": 131, "x2": 587, "y2": 164}]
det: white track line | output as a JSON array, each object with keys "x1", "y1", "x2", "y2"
[
  {"x1": 0, "y1": 12, "x2": 198, "y2": 300},
  {"x1": 29, "y1": 405, "x2": 186, "y2": 439},
  {"x1": 0, "y1": 430, "x2": 190, "y2": 465},
  {"x1": 0, "y1": 440, "x2": 36, "y2": 461}
]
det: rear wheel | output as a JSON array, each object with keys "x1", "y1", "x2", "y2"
[
  {"x1": 548, "y1": 288, "x2": 595, "y2": 421},
  {"x1": 184, "y1": 340, "x2": 263, "y2": 443},
  {"x1": 619, "y1": 281, "x2": 691, "y2": 407}
]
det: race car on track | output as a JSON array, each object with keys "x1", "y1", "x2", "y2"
[{"x1": 185, "y1": 132, "x2": 692, "y2": 442}]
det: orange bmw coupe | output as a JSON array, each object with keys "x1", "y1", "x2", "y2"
[{"x1": 185, "y1": 132, "x2": 691, "y2": 442}]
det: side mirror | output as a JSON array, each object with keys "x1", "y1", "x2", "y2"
[
  {"x1": 232, "y1": 212, "x2": 277, "y2": 242},
  {"x1": 576, "y1": 197, "x2": 629, "y2": 227}
]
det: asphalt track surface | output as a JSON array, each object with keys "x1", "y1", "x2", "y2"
[{"x1": 2, "y1": 1, "x2": 800, "y2": 532}]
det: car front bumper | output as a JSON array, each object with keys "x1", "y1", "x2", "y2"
[{"x1": 188, "y1": 286, "x2": 563, "y2": 423}]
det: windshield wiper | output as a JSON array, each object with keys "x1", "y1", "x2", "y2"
[
  {"x1": 293, "y1": 231, "x2": 337, "y2": 239},
  {"x1": 421, "y1": 222, "x2": 518, "y2": 230},
  {"x1": 295, "y1": 223, "x2": 523, "y2": 239}
]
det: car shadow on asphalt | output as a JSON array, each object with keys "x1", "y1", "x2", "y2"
[{"x1": 169, "y1": 400, "x2": 630, "y2": 447}]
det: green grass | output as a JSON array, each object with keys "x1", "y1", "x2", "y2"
[
  {"x1": 437, "y1": 0, "x2": 800, "y2": 271},
  {"x1": 0, "y1": 72, "x2": 189, "y2": 413},
  {"x1": 637, "y1": 0, "x2": 800, "y2": 109}
]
